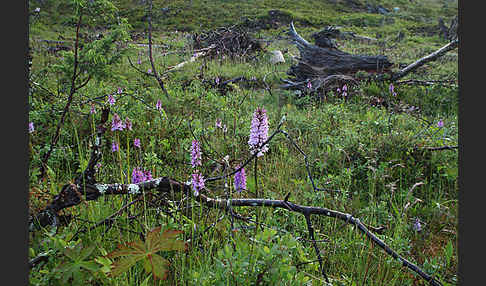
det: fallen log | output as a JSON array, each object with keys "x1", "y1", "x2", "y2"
[
  {"x1": 283, "y1": 22, "x2": 458, "y2": 92},
  {"x1": 311, "y1": 26, "x2": 377, "y2": 48},
  {"x1": 286, "y1": 22, "x2": 393, "y2": 84}
]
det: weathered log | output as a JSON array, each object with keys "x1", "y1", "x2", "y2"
[
  {"x1": 311, "y1": 26, "x2": 377, "y2": 48},
  {"x1": 286, "y1": 22, "x2": 393, "y2": 83}
]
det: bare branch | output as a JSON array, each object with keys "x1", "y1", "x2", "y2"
[
  {"x1": 391, "y1": 40, "x2": 458, "y2": 81},
  {"x1": 147, "y1": 0, "x2": 170, "y2": 99},
  {"x1": 39, "y1": 12, "x2": 84, "y2": 179}
]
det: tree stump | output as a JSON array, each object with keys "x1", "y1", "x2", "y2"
[{"x1": 285, "y1": 22, "x2": 393, "y2": 84}]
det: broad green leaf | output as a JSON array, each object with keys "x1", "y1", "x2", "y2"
[
  {"x1": 79, "y1": 245, "x2": 96, "y2": 261},
  {"x1": 149, "y1": 254, "x2": 170, "y2": 280},
  {"x1": 107, "y1": 227, "x2": 185, "y2": 280},
  {"x1": 110, "y1": 256, "x2": 139, "y2": 277},
  {"x1": 79, "y1": 261, "x2": 100, "y2": 272},
  {"x1": 152, "y1": 230, "x2": 186, "y2": 252},
  {"x1": 146, "y1": 226, "x2": 163, "y2": 252}
]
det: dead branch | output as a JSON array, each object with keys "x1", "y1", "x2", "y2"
[
  {"x1": 311, "y1": 26, "x2": 377, "y2": 48},
  {"x1": 39, "y1": 12, "x2": 86, "y2": 180},
  {"x1": 391, "y1": 40, "x2": 458, "y2": 81},
  {"x1": 30, "y1": 177, "x2": 443, "y2": 285},
  {"x1": 395, "y1": 79, "x2": 458, "y2": 88},
  {"x1": 160, "y1": 45, "x2": 215, "y2": 76},
  {"x1": 191, "y1": 25, "x2": 263, "y2": 58},
  {"x1": 147, "y1": 0, "x2": 170, "y2": 99},
  {"x1": 421, "y1": 145, "x2": 458, "y2": 151}
]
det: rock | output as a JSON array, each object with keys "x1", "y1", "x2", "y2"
[{"x1": 269, "y1": 50, "x2": 285, "y2": 64}]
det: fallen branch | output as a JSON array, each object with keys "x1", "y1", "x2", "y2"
[
  {"x1": 395, "y1": 79, "x2": 458, "y2": 88},
  {"x1": 160, "y1": 46, "x2": 215, "y2": 76},
  {"x1": 421, "y1": 145, "x2": 458, "y2": 151},
  {"x1": 391, "y1": 40, "x2": 459, "y2": 81},
  {"x1": 30, "y1": 177, "x2": 443, "y2": 285}
]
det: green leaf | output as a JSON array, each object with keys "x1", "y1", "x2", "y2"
[
  {"x1": 110, "y1": 256, "x2": 139, "y2": 277},
  {"x1": 107, "y1": 226, "x2": 185, "y2": 280},
  {"x1": 79, "y1": 261, "x2": 100, "y2": 272},
  {"x1": 149, "y1": 254, "x2": 170, "y2": 280},
  {"x1": 79, "y1": 245, "x2": 96, "y2": 261}
]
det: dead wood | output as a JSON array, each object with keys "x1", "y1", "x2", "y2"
[
  {"x1": 311, "y1": 26, "x2": 377, "y2": 48},
  {"x1": 284, "y1": 22, "x2": 458, "y2": 94},
  {"x1": 438, "y1": 16, "x2": 458, "y2": 42},
  {"x1": 390, "y1": 39, "x2": 458, "y2": 81},
  {"x1": 191, "y1": 25, "x2": 263, "y2": 58},
  {"x1": 147, "y1": 0, "x2": 170, "y2": 99},
  {"x1": 286, "y1": 22, "x2": 393, "y2": 84}
]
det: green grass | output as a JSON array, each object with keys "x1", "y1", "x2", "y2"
[{"x1": 28, "y1": 0, "x2": 457, "y2": 285}]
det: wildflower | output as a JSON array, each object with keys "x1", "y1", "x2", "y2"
[
  {"x1": 95, "y1": 163, "x2": 102, "y2": 170},
  {"x1": 134, "y1": 138, "x2": 141, "y2": 148},
  {"x1": 147, "y1": 68, "x2": 152, "y2": 74},
  {"x1": 29, "y1": 122, "x2": 34, "y2": 133},
  {"x1": 307, "y1": 81, "x2": 312, "y2": 89},
  {"x1": 125, "y1": 117, "x2": 132, "y2": 131},
  {"x1": 111, "y1": 113, "x2": 125, "y2": 131},
  {"x1": 34, "y1": 7, "x2": 40, "y2": 12},
  {"x1": 131, "y1": 167, "x2": 145, "y2": 184},
  {"x1": 222, "y1": 124, "x2": 228, "y2": 133},
  {"x1": 342, "y1": 84, "x2": 348, "y2": 97},
  {"x1": 90, "y1": 104, "x2": 96, "y2": 114},
  {"x1": 191, "y1": 172, "x2": 205, "y2": 196},
  {"x1": 215, "y1": 77, "x2": 220, "y2": 85},
  {"x1": 234, "y1": 166, "x2": 247, "y2": 192},
  {"x1": 342, "y1": 84, "x2": 347, "y2": 91},
  {"x1": 337, "y1": 87, "x2": 341, "y2": 94},
  {"x1": 413, "y1": 218, "x2": 422, "y2": 232},
  {"x1": 143, "y1": 170, "x2": 153, "y2": 181},
  {"x1": 215, "y1": 118, "x2": 222, "y2": 129},
  {"x1": 437, "y1": 119, "x2": 444, "y2": 128},
  {"x1": 389, "y1": 83, "x2": 397, "y2": 96},
  {"x1": 191, "y1": 140, "x2": 202, "y2": 168},
  {"x1": 117, "y1": 87, "x2": 123, "y2": 94},
  {"x1": 248, "y1": 107, "x2": 269, "y2": 157},
  {"x1": 111, "y1": 141, "x2": 119, "y2": 152},
  {"x1": 107, "y1": 94, "x2": 115, "y2": 105},
  {"x1": 156, "y1": 99, "x2": 162, "y2": 111},
  {"x1": 137, "y1": 57, "x2": 142, "y2": 65}
]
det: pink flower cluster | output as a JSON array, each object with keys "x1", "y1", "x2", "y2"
[
  {"x1": 190, "y1": 140, "x2": 205, "y2": 196},
  {"x1": 132, "y1": 167, "x2": 153, "y2": 184},
  {"x1": 111, "y1": 113, "x2": 133, "y2": 132},
  {"x1": 191, "y1": 140, "x2": 202, "y2": 168},
  {"x1": 234, "y1": 166, "x2": 246, "y2": 193},
  {"x1": 191, "y1": 172, "x2": 205, "y2": 196},
  {"x1": 248, "y1": 107, "x2": 269, "y2": 157}
]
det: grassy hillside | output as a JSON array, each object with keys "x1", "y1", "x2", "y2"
[{"x1": 28, "y1": 0, "x2": 458, "y2": 285}]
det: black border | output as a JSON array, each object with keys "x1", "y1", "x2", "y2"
[{"x1": 6, "y1": 0, "x2": 29, "y2": 285}]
